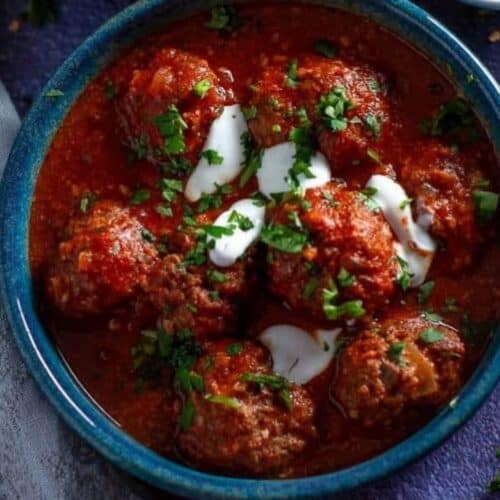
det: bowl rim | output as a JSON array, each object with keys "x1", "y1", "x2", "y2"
[{"x1": 1, "y1": 1, "x2": 500, "y2": 498}]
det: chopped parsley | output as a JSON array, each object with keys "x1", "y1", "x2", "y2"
[
  {"x1": 203, "y1": 224, "x2": 235, "y2": 239},
  {"x1": 472, "y1": 190, "x2": 499, "y2": 222},
  {"x1": 79, "y1": 193, "x2": 97, "y2": 213},
  {"x1": 160, "y1": 178, "x2": 183, "y2": 202},
  {"x1": 226, "y1": 343, "x2": 243, "y2": 356},
  {"x1": 337, "y1": 267, "x2": 355, "y2": 288},
  {"x1": 260, "y1": 224, "x2": 308, "y2": 253},
  {"x1": 239, "y1": 132, "x2": 263, "y2": 187},
  {"x1": 241, "y1": 373, "x2": 292, "y2": 410},
  {"x1": 388, "y1": 341, "x2": 406, "y2": 366},
  {"x1": 421, "y1": 310, "x2": 443, "y2": 323},
  {"x1": 156, "y1": 204, "x2": 173, "y2": 217},
  {"x1": 396, "y1": 257, "x2": 412, "y2": 292},
  {"x1": 322, "y1": 190, "x2": 338, "y2": 207},
  {"x1": 242, "y1": 105, "x2": 258, "y2": 120},
  {"x1": 316, "y1": 86, "x2": 353, "y2": 132},
  {"x1": 153, "y1": 105, "x2": 187, "y2": 155},
  {"x1": 179, "y1": 398, "x2": 195, "y2": 431},
  {"x1": 204, "y1": 394, "x2": 242, "y2": 409},
  {"x1": 399, "y1": 198, "x2": 413, "y2": 210},
  {"x1": 285, "y1": 58, "x2": 299, "y2": 88},
  {"x1": 228, "y1": 210, "x2": 254, "y2": 231},
  {"x1": 366, "y1": 148, "x2": 382, "y2": 164},
  {"x1": 201, "y1": 149, "x2": 224, "y2": 166},
  {"x1": 272, "y1": 124, "x2": 282, "y2": 134},
  {"x1": 420, "y1": 98, "x2": 476, "y2": 139},
  {"x1": 196, "y1": 183, "x2": 232, "y2": 213},
  {"x1": 368, "y1": 79, "x2": 381, "y2": 93},
  {"x1": 314, "y1": 39, "x2": 336, "y2": 59},
  {"x1": 303, "y1": 276, "x2": 320, "y2": 299},
  {"x1": 288, "y1": 127, "x2": 316, "y2": 189},
  {"x1": 358, "y1": 187, "x2": 380, "y2": 212},
  {"x1": 104, "y1": 80, "x2": 116, "y2": 101},
  {"x1": 420, "y1": 328, "x2": 444, "y2": 344},
  {"x1": 205, "y1": 6, "x2": 240, "y2": 32},
  {"x1": 322, "y1": 277, "x2": 365, "y2": 320},
  {"x1": 206, "y1": 268, "x2": 228, "y2": 284},
  {"x1": 364, "y1": 114, "x2": 382, "y2": 139},
  {"x1": 193, "y1": 79, "x2": 212, "y2": 98},
  {"x1": 418, "y1": 281, "x2": 435, "y2": 305},
  {"x1": 130, "y1": 188, "x2": 150, "y2": 205},
  {"x1": 140, "y1": 228, "x2": 156, "y2": 243}
]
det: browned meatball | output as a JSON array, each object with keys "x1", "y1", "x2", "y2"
[
  {"x1": 334, "y1": 312, "x2": 465, "y2": 427},
  {"x1": 177, "y1": 340, "x2": 316, "y2": 475},
  {"x1": 144, "y1": 233, "x2": 257, "y2": 338},
  {"x1": 300, "y1": 56, "x2": 390, "y2": 170},
  {"x1": 117, "y1": 48, "x2": 227, "y2": 168},
  {"x1": 47, "y1": 201, "x2": 159, "y2": 317},
  {"x1": 246, "y1": 56, "x2": 389, "y2": 169},
  {"x1": 266, "y1": 182, "x2": 398, "y2": 320},
  {"x1": 400, "y1": 141, "x2": 487, "y2": 271}
]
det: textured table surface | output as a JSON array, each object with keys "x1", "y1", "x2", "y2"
[{"x1": 0, "y1": 1, "x2": 499, "y2": 499}]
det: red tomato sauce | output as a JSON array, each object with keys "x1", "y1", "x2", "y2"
[{"x1": 29, "y1": 3, "x2": 499, "y2": 477}]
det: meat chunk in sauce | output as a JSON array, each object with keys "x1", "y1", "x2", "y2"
[
  {"x1": 144, "y1": 233, "x2": 257, "y2": 338},
  {"x1": 177, "y1": 340, "x2": 316, "y2": 475},
  {"x1": 333, "y1": 313, "x2": 465, "y2": 427},
  {"x1": 400, "y1": 141, "x2": 488, "y2": 272},
  {"x1": 266, "y1": 182, "x2": 398, "y2": 320},
  {"x1": 47, "y1": 201, "x2": 159, "y2": 317},
  {"x1": 247, "y1": 55, "x2": 390, "y2": 170},
  {"x1": 116, "y1": 48, "x2": 227, "y2": 168}
]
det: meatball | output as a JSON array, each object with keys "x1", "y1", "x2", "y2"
[
  {"x1": 266, "y1": 182, "x2": 398, "y2": 320},
  {"x1": 334, "y1": 312, "x2": 465, "y2": 427},
  {"x1": 48, "y1": 201, "x2": 159, "y2": 317},
  {"x1": 117, "y1": 48, "x2": 227, "y2": 167},
  {"x1": 144, "y1": 233, "x2": 257, "y2": 338},
  {"x1": 177, "y1": 340, "x2": 316, "y2": 475},
  {"x1": 246, "y1": 56, "x2": 390, "y2": 168},
  {"x1": 299, "y1": 56, "x2": 390, "y2": 170},
  {"x1": 247, "y1": 63, "x2": 302, "y2": 148},
  {"x1": 401, "y1": 141, "x2": 486, "y2": 271}
]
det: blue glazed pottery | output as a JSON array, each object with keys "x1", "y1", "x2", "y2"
[{"x1": 1, "y1": 1, "x2": 499, "y2": 498}]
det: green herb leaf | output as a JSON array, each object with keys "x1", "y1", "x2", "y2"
[
  {"x1": 242, "y1": 105, "x2": 258, "y2": 120},
  {"x1": 285, "y1": 58, "x2": 299, "y2": 88},
  {"x1": 303, "y1": 276, "x2": 320, "y2": 299},
  {"x1": 193, "y1": 79, "x2": 212, "y2": 98},
  {"x1": 420, "y1": 328, "x2": 444, "y2": 344},
  {"x1": 261, "y1": 224, "x2": 308, "y2": 253},
  {"x1": 323, "y1": 300, "x2": 366, "y2": 320},
  {"x1": 288, "y1": 127, "x2": 316, "y2": 189},
  {"x1": 316, "y1": 86, "x2": 353, "y2": 132},
  {"x1": 420, "y1": 98, "x2": 476, "y2": 139},
  {"x1": 421, "y1": 310, "x2": 443, "y2": 323},
  {"x1": 201, "y1": 149, "x2": 224, "y2": 166},
  {"x1": 226, "y1": 343, "x2": 244, "y2": 356},
  {"x1": 399, "y1": 198, "x2": 413, "y2": 210},
  {"x1": 314, "y1": 39, "x2": 336, "y2": 58},
  {"x1": 396, "y1": 257, "x2": 413, "y2": 292},
  {"x1": 203, "y1": 224, "x2": 235, "y2": 239},
  {"x1": 153, "y1": 105, "x2": 187, "y2": 155},
  {"x1": 179, "y1": 398, "x2": 195, "y2": 431},
  {"x1": 239, "y1": 132, "x2": 263, "y2": 187},
  {"x1": 472, "y1": 190, "x2": 499, "y2": 222},
  {"x1": 337, "y1": 267, "x2": 355, "y2": 288},
  {"x1": 364, "y1": 113, "x2": 382, "y2": 139},
  {"x1": 388, "y1": 341, "x2": 406, "y2": 366},
  {"x1": 156, "y1": 204, "x2": 173, "y2": 217},
  {"x1": 418, "y1": 281, "x2": 435, "y2": 304},
  {"x1": 79, "y1": 193, "x2": 97, "y2": 213},
  {"x1": 204, "y1": 394, "x2": 242, "y2": 409},
  {"x1": 205, "y1": 6, "x2": 240, "y2": 32},
  {"x1": 206, "y1": 269, "x2": 228, "y2": 284},
  {"x1": 130, "y1": 188, "x2": 150, "y2": 205}
]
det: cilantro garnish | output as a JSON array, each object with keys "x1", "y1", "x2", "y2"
[
  {"x1": 396, "y1": 256, "x2": 412, "y2": 292},
  {"x1": 388, "y1": 342, "x2": 406, "y2": 366},
  {"x1": 314, "y1": 39, "x2": 336, "y2": 59},
  {"x1": 205, "y1": 6, "x2": 240, "y2": 32},
  {"x1": 418, "y1": 281, "x2": 435, "y2": 305},
  {"x1": 316, "y1": 86, "x2": 353, "y2": 132},
  {"x1": 285, "y1": 58, "x2": 299, "y2": 88},
  {"x1": 201, "y1": 149, "x2": 224, "y2": 166},
  {"x1": 153, "y1": 105, "x2": 187, "y2": 155},
  {"x1": 420, "y1": 328, "x2": 444, "y2": 344},
  {"x1": 241, "y1": 373, "x2": 292, "y2": 410},
  {"x1": 239, "y1": 132, "x2": 263, "y2": 187},
  {"x1": 226, "y1": 343, "x2": 243, "y2": 356},
  {"x1": 260, "y1": 223, "x2": 308, "y2": 253},
  {"x1": 79, "y1": 193, "x2": 97, "y2": 213},
  {"x1": 204, "y1": 394, "x2": 241, "y2": 409},
  {"x1": 193, "y1": 79, "x2": 212, "y2": 98},
  {"x1": 130, "y1": 188, "x2": 150, "y2": 205}
]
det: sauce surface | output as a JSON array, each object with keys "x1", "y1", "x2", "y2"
[{"x1": 29, "y1": 3, "x2": 499, "y2": 478}]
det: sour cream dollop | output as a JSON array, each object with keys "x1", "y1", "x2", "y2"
[
  {"x1": 259, "y1": 324, "x2": 342, "y2": 384},
  {"x1": 208, "y1": 198, "x2": 265, "y2": 267},
  {"x1": 257, "y1": 142, "x2": 331, "y2": 198},
  {"x1": 366, "y1": 175, "x2": 437, "y2": 287},
  {"x1": 185, "y1": 105, "x2": 248, "y2": 202}
]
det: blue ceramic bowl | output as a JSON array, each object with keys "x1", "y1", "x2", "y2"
[{"x1": 1, "y1": 1, "x2": 499, "y2": 498}]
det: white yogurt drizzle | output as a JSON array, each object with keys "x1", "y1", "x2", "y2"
[
  {"x1": 185, "y1": 104, "x2": 248, "y2": 202},
  {"x1": 257, "y1": 142, "x2": 331, "y2": 199},
  {"x1": 208, "y1": 198, "x2": 265, "y2": 267},
  {"x1": 259, "y1": 325, "x2": 342, "y2": 384},
  {"x1": 366, "y1": 175, "x2": 437, "y2": 287}
]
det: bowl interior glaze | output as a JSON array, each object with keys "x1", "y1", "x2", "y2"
[{"x1": 1, "y1": 1, "x2": 499, "y2": 498}]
